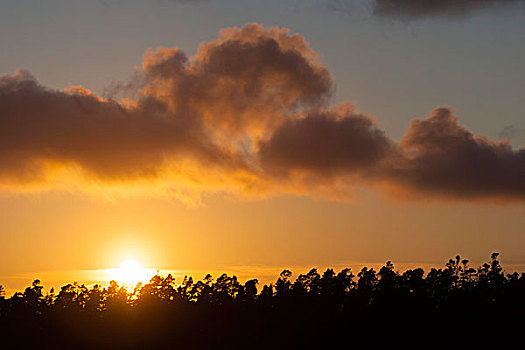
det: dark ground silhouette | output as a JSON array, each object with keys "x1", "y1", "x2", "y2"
[{"x1": 1, "y1": 253, "x2": 524, "y2": 349}]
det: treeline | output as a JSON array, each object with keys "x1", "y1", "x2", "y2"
[{"x1": 1, "y1": 253, "x2": 524, "y2": 349}]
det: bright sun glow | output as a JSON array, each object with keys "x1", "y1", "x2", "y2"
[{"x1": 108, "y1": 259, "x2": 155, "y2": 286}]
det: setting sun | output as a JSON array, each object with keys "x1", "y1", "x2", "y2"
[{"x1": 108, "y1": 259, "x2": 155, "y2": 286}]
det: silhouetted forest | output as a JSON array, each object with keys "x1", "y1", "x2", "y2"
[{"x1": 1, "y1": 253, "x2": 524, "y2": 349}]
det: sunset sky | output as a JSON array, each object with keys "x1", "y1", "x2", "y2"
[{"x1": 1, "y1": 0, "x2": 525, "y2": 293}]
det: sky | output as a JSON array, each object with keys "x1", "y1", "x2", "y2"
[{"x1": 1, "y1": 0, "x2": 525, "y2": 293}]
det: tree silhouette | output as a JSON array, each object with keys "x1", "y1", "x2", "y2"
[{"x1": 0, "y1": 252, "x2": 524, "y2": 349}]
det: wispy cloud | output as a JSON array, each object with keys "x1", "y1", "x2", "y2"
[
  {"x1": 371, "y1": 0, "x2": 525, "y2": 19},
  {"x1": 500, "y1": 124, "x2": 525, "y2": 148}
]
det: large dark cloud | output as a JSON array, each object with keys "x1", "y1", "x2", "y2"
[
  {"x1": 372, "y1": 0, "x2": 524, "y2": 19},
  {"x1": 1, "y1": 24, "x2": 524, "y2": 203},
  {"x1": 259, "y1": 105, "x2": 525, "y2": 201}
]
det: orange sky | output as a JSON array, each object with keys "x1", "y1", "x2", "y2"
[
  {"x1": 1, "y1": 6, "x2": 525, "y2": 295},
  {"x1": 1, "y1": 189, "x2": 524, "y2": 294}
]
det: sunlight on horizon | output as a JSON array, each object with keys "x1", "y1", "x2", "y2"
[{"x1": 107, "y1": 259, "x2": 156, "y2": 286}]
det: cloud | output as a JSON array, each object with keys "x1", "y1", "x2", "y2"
[
  {"x1": 0, "y1": 24, "x2": 331, "y2": 201},
  {"x1": 371, "y1": 0, "x2": 524, "y2": 19},
  {"x1": 259, "y1": 104, "x2": 392, "y2": 176},
  {"x1": 0, "y1": 70, "x2": 227, "y2": 181},
  {"x1": 383, "y1": 108, "x2": 525, "y2": 200},
  {"x1": 260, "y1": 105, "x2": 525, "y2": 202},
  {"x1": 1, "y1": 24, "x2": 524, "y2": 203},
  {"x1": 500, "y1": 124, "x2": 525, "y2": 147},
  {"x1": 140, "y1": 25, "x2": 332, "y2": 143}
]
